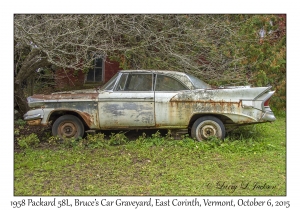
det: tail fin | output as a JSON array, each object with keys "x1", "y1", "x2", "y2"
[{"x1": 254, "y1": 90, "x2": 275, "y2": 111}]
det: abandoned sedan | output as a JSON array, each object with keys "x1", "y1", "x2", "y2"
[{"x1": 23, "y1": 70, "x2": 276, "y2": 141}]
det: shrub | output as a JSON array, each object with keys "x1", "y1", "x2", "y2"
[
  {"x1": 62, "y1": 137, "x2": 80, "y2": 148},
  {"x1": 17, "y1": 134, "x2": 40, "y2": 149},
  {"x1": 84, "y1": 133, "x2": 107, "y2": 148},
  {"x1": 48, "y1": 135, "x2": 80, "y2": 148},
  {"x1": 14, "y1": 128, "x2": 20, "y2": 136},
  {"x1": 108, "y1": 132, "x2": 128, "y2": 146},
  {"x1": 48, "y1": 136, "x2": 61, "y2": 145},
  {"x1": 15, "y1": 119, "x2": 27, "y2": 126}
]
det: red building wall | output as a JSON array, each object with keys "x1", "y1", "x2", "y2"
[
  {"x1": 55, "y1": 68, "x2": 86, "y2": 89},
  {"x1": 104, "y1": 59, "x2": 122, "y2": 83},
  {"x1": 55, "y1": 58, "x2": 123, "y2": 88}
]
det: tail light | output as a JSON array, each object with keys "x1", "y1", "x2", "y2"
[
  {"x1": 260, "y1": 90, "x2": 275, "y2": 111},
  {"x1": 264, "y1": 98, "x2": 271, "y2": 107}
]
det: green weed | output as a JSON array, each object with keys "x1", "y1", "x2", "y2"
[
  {"x1": 108, "y1": 132, "x2": 128, "y2": 145},
  {"x1": 15, "y1": 119, "x2": 27, "y2": 126},
  {"x1": 14, "y1": 128, "x2": 20, "y2": 136},
  {"x1": 84, "y1": 133, "x2": 107, "y2": 148},
  {"x1": 17, "y1": 133, "x2": 40, "y2": 149},
  {"x1": 48, "y1": 136, "x2": 61, "y2": 145}
]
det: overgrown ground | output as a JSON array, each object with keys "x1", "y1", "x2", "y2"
[{"x1": 14, "y1": 112, "x2": 286, "y2": 196}]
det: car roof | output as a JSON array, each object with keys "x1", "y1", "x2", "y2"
[{"x1": 118, "y1": 69, "x2": 187, "y2": 76}]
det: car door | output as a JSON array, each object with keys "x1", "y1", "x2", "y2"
[
  {"x1": 154, "y1": 74, "x2": 190, "y2": 128},
  {"x1": 98, "y1": 73, "x2": 155, "y2": 129}
]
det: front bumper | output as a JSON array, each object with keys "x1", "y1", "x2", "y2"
[
  {"x1": 24, "y1": 113, "x2": 41, "y2": 121},
  {"x1": 23, "y1": 109, "x2": 44, "y2": 125}
]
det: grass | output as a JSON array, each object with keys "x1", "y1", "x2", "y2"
[{"x1": 14, "y1": 113, "x2": 286, "y2": 196}]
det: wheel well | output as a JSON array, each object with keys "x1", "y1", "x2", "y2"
[
  {"x1": 48, "y1": 111, "x2": 89, "y2": 130},
  {"x1": 188, "y1": 114, "x2": 234, "y2": 129}
]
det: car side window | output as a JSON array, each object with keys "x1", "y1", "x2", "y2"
[
  {"x1": 117, "y1": 73, "x2": 153, "y2": 91},
  {"x1": 116, "y1": 73, "x2": 128, "y2": 91},
  {"x1": 155, "y1": 74, "x2": 189, "y2": 91}
]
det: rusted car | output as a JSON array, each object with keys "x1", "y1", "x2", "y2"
[{"x1": 23, "y1": 70, "x2": 276, "y2": 141}]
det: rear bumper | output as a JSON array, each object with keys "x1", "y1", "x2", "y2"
[{"x1": 260, "y1": 111, "x2": 276, "y2": 122}]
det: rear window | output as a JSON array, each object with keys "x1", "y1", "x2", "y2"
[
  {"x1": 155, "y1": 75, "x2": 189, "y2": 91},
  {"x1": 187, "y1": 74, "x2": 211, "y2": 89}
]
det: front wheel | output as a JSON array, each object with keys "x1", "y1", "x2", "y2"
[
  {"x1": 52, "y1": 115, "x2": 85, "y2": 139},
  {"x1": 191, "y1": 116, "x2": 225, "y2": 141}
]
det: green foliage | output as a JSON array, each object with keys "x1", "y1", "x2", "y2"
[
  {"x1": 108, "y1": 132, "x2": 129, "y2": 146},
  {"x1": 48, "y1": 135, "x2": 81, "y2": 148},
  {"x1": 130, "y1": 130, "x2": 179, "y2": 148},
  {"x1": 15, "y1": 119, "x2": 27, "y2": 126},
  {"x1": 48, "y1": 132, "x2": 129, "y2": 149},
  {"x1": 232, "y1": 15, "x2": 286, "y2": 110},
  {"x1": 62, "y1": 137, "x2": 81, "y2": 148},
  {"x1": 48, "y1": 136, "x2": 61, "y2": 145},
  {"x1": 17, "y1": 134, "x2": 40, "y2": 149},
  {"x1": 14, "y1": 128, "x2": 21, "y2": 136},
  {"x1": 84, "y1": 133, "x2": 107, "y2": 148}
]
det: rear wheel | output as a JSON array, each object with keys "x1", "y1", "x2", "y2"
[
  {"x1": 52, "y1": 115, "x2": 84, "y2": 139},
  {"x1": 191, "y1": 116, "x2": 225, "y2": 141}
]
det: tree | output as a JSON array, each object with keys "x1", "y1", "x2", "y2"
[
  {"x1": 14, "y1": 14, "x2": 286, "y2": 115},
  {"x1": 227, "y1": 15, "x2": 286, "y2": 110}
]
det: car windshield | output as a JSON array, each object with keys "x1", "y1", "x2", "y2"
[
  {"x1": 100, "y1": 73, "x2": 119, "y2": 91},
  {"x1": 186, "y1": 74, "x2": 211, "y2": 89}
]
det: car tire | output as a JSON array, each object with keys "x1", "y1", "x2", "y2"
[
  {"x1": 191, "y1": 116, "x2": 225, "y2": 141},
  {"x1": 52, "y1": 115, "x2": 84, "y2": 139}
]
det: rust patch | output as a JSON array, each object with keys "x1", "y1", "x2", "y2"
[
  {"x1": 169, "y1": 99, "x2": 242, "y2": 111},
  {"x1": 80, "y1": 112, "x2": 94, "y2": 127},
  {"x1": 164, "y1": 97, "x2": 248, "y2": 126},
  {"x1": 49, "y1": 108, "x2": 98, "y2": 129},
  {"x1": 27, "y1": 119, "x2": 41, "y2": 126}
]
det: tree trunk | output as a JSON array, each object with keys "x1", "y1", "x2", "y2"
[
  {"x1": 14, "y1": 81, "x2": 29, "y2": 116},
  {"x1": 14, "y1": 49, "x2": 50, "y2": 116}
]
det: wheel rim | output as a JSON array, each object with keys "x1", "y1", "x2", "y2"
[
  {"x1": 58, "y1": 122, "x2": 78, "y2": 138},
  {"x1": 196, "y1": 120, "x2": 221, "y2": 140}
]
